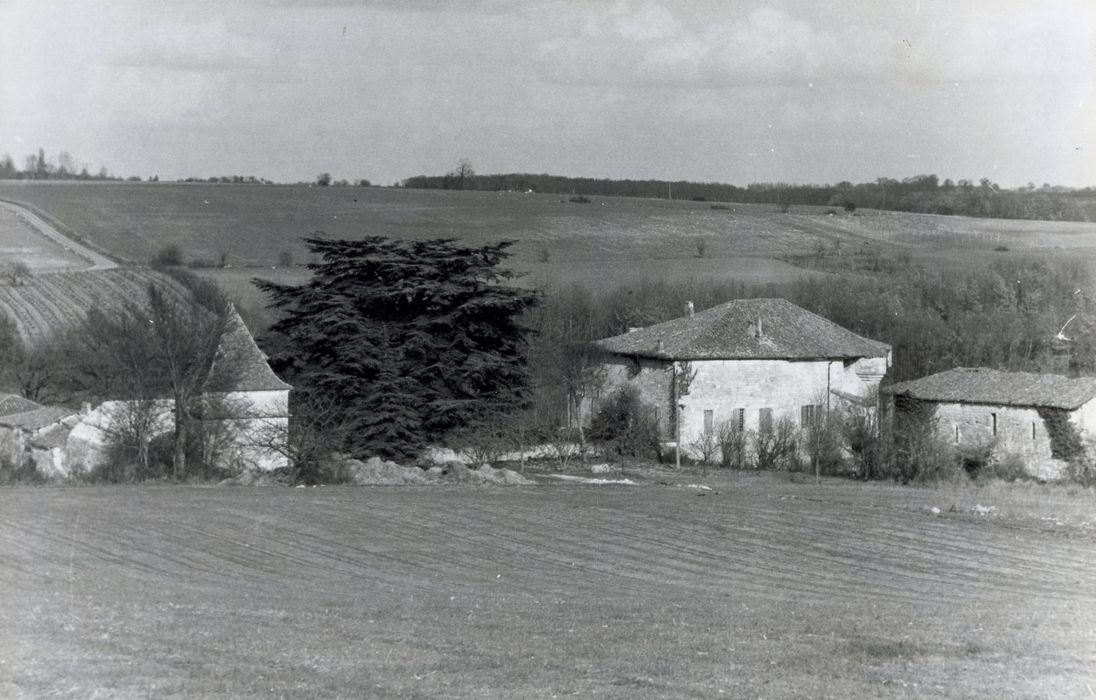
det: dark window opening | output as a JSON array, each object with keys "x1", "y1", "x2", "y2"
[{"x1": 759, "y1": 407, "x2": 773, "y2": 434}]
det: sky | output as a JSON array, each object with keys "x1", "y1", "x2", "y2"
[{"x1": 1, "y1": 0, "x2": 1094, "y2": 187}]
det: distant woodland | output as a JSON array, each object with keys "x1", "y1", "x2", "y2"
[
  {"x1": 402, "y1": 170, "x2": 1096, "y2": 222},
  {"x1": 4, "y1": 146, "x2": 1094, "y2": 222}
]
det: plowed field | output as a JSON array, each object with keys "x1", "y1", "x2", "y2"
[
  {"x1": 0, "y1": 267, "x2": 190, "y2": 343},
  {"x1": 0, "y1": 476, "x2": 1093, "y2": 698}
]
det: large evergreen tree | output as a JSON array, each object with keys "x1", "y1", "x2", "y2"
[{"x1": 254, "y1": 236, "x2": 538, "y2": 460}]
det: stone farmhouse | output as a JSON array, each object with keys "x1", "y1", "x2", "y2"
[
  {"x1": 0, "y1": 306, "x2": 290, "y2": 478},
  {"x1": 591, "y1": 298, "x2": 891, "y2": 459},
  {"x1": 883, "y1": 367, "x2": 1096, "y2": 480}
]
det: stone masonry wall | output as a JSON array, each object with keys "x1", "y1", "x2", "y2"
[
  {"x1": 595, "y1": 355, "x2": 884, "y2": 457},
  {"x1": 597, "y1": 356, "x2": 674, "y2": 438},
  {"x1": 930, "y1": 401, "x2": 1096, "y2": 481}
]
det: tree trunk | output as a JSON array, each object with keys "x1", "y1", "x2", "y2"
[{"x1": 173, "y1": 404, "x2": 187, "y2": 480}]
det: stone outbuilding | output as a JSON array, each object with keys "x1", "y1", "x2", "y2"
[
  {"x1": 0, "y1": 306, "x2": 290, "y2": 479},
  {"x1": 591, "y1": 298, "x2": 891, "y2": 459},
  {"x1": 883, "y1": 367, "x2": 1096, "y2": 480},
  {"x1": 0, "y1": 398, "x2": 81, "y2": 478}
]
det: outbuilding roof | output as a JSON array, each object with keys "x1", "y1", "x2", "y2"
[
  {"x1": 594, "y1": 298, "x2": 890, "y2": 361},
  {"x1": 0, "y1": 393, "x2": 43, "y2": 416},
  {"x1": 884, "y1": 368, "x2": 1096, "y2": 410},
  {"x1": 203, "y1": 305, "x2": 291, "y2": 393},
  {"x1": 0, "y1": 406, "x2": 77, "y2": 432}
]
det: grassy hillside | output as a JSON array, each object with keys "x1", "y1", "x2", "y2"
[
  {"x1": 1, "y1": 475, "x2": 1093, "y2": 698},
  {"x1": 4, "y1": 183, "x2": 1096, "y2": 295}
]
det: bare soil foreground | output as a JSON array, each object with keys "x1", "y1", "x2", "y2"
[{"x1": 1, "y1": 473, "x2": 1094, "y2": 698}]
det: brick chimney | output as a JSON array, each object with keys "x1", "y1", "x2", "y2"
[{"x1": 684, "y1": 301, "x2": 694, "y2": 317}]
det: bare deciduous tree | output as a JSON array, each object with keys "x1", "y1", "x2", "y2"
[
  {"x1": 448, "y1": 159, "x2": 474, "y2": 190},
  {"x1": 247, "y1": 391, "x2": 349, "y2": 484},
  {"x1": 76, "y1": 285, "x2": 234, "y2": 479}
]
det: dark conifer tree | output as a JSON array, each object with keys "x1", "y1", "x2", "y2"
[{"x1": 254, "y1": 236, "x2": 538, "y2": 460}]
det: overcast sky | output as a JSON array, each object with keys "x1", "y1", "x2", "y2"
[{"x1": 1, "y1": 0, "x2": 1094, "y2": 187}]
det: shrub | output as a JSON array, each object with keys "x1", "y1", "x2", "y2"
[
  {"x1": 688, "y1": 428, "x2": 720, "y2": 467},
  {"x1": 447, "y1": 420, "x2": 511, "y2": 466},
  {"x1": 151, "y1": 244, "x2": 183, "y2": 267},
  {"x1": 98, "y1": 430, "x2": 172, "y2": 483},
  {"x1": 543, "y1": 426, "x2": 589, "y2": 471},
  {"x1": 589, "y1": 385, "x2": 660, "y2": 463},
  {"x1": 843, "y1": 403, "x2": 885, "y2": 480},
  {"x1": 754, "y1": 416, "x2": 798, "y2": 470},
  {"x1": 717, "y1": 419, "x2": 750, "y2": 469},
  {"x1": 889, "y1": 401, "x2": 961, "y2": 484},
  {"x1": 957, "y1": 439, "x2": 996, "y2": 479},
  {"x1": 1064, "y1": 437, "x2": 1096, "y2": 487},
  {"x1": 2, "y1": 260, "x2": 31, "y2": 286},
  {"x1": 160, "y1": 267, "x2": 230, "y2": 314},
  {"x1": 986, "y1": 453, "x2": 1028, "y2": 482},
  {"x1": 804, "y1": 405, "x2": 847, "y2": 477},
  {"x1": 569, "y1": 195, "x2": 591, "y2": 204},
  {"x1": 0, "y1": 455, "x2": 45, "y2": 485},
  {"x1": 694, "y1": 237, "x2": 707, "y2": 258}
]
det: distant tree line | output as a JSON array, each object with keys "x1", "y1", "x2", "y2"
[
  {"x1": 178, "y1": 175, "x2": 276, "y2": 185},
  {"x1": 0, "y1": 147, "x2": 122, "y2": 181},
  {"x1": 400, "y1": 171, "x2": 1096, "y2": 222}
]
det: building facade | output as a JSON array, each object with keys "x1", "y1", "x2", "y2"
[
  {"x1": 591, "y1": 298, "x2": 891, "y2": 459},
  {"x1": 884, "y1": 367, "x2": 1096, "y2": 480},
  {"x1": 0, "y1": 307, "x2": 290, "y2": 479}
]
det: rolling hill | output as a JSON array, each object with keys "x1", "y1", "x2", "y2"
[{"x1": 3, "y1": 182, "x2": 1096, "y2": 297}]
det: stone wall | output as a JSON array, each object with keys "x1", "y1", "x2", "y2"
[
  {"x1": 928, "y1": 400, "x2": 1096, "y2": 481},
  {"x1": 64, "y1": 390, "x2": 291, "y2": 476},
  {"x1": 677, "y1": 359, "x2": 880, "y2": 453},
  {"x1": 197, "y1": 390, "x2": 290, "y2": 471}
]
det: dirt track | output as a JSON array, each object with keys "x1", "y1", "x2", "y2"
[
  {"x1": 0, "y1": 479, "x2": 1093, "y2": 698},
  {"x1": 0, "y1": 199, "x2": 115, "y2": 272}
]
